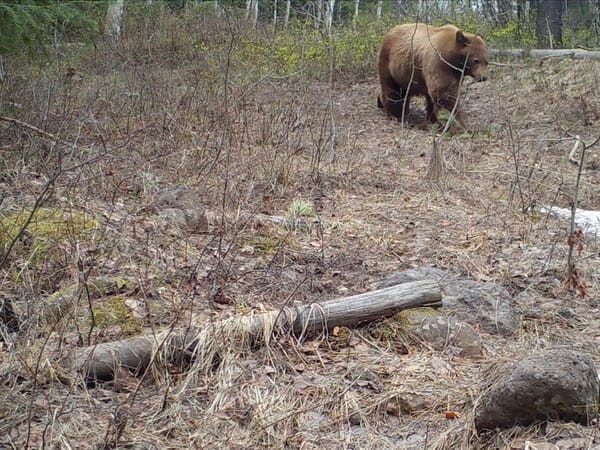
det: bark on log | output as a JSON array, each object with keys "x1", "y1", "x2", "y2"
[
  {"x1": 491, "y1": 48, "x2": 600, "y2": 59},
  {"x1": 58, "y1": 279, "x2": 441, "y2": 382}
]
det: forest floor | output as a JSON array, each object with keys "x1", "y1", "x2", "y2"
[{"x1": 1, "y1": 45, "x2": 600, "y2": 449}]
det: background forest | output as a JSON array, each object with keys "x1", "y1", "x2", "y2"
[{"x1": 1, "y1": 0, "x2": 600, "y2": 56}]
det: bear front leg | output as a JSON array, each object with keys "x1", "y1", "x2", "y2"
[
  {"x1": 431, "y1": 90, "x2": 467, "y2": 130},
  {"x1": 425, "y1": 95, "x2": 438, "y2": 124},
  {"x1": 425, "y1": 95, "x2": 445, "y2": 129}
]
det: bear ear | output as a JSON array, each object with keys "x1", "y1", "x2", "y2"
[{"x1": 456, "y1": 30, "x2": 470, "y2": 46}]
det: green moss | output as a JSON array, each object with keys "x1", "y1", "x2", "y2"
[
  {"x1": 114, "y1": 277, "x2": 131, "y2": 290},
  {"x1": 395, "y1": 307, "x2": 440, "y2": 324},
  {"x1": 247, "y1": 235, "x2": 279, "y2": 256},
  {"x1": 45, "y1": 276, "x2": 134, "y2": 323},
  {"x1": 91, "y1": 295, "x2": 143, "y2": 336},
  {"x1": 0, "y1": 207, "x2": 97, "y2": 259}
]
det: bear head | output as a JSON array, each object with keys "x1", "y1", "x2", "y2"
[{"x1": 455, "y1": 30, "x2": 489, "y2": 82}]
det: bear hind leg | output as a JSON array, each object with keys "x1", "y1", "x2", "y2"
[{"x1": 380, "y1": 84, "x2": 410, "y2": 121}]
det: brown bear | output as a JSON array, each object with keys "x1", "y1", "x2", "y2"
[{"x1": 376, "y1": 23, "x2": 489, "y2": 129}]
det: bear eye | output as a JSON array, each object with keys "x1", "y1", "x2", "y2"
[{"x1": 472, "y1": 58, "x2": 480, "y2": 64}]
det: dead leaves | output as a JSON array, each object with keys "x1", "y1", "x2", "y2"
[{"x1": 564, "y1": 227, "x2": 588, "y2": 299}]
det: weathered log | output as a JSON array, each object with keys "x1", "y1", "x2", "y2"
[
  {"x1": 59, "y1": 279, "x2": 441, "y2": 382},
  {"x1": 491, "y1": 48, "x2": 600, "y2": 59}
]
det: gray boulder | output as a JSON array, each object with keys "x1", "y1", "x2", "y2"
[
  {"x1": 378, "y1": 266, "x2": 518, "y2": 335},
  {"x1": 154, "y1": 185, "x2": 208, "y2": 233},
  {"x1": 474, "y1": 348, "x2": 599, "y2": 431},
  {"x1": 443, "y1": 279, "x2": 517, "y2": 335},
  {"x1": 157, "y1": 208, "x2": 188, "y2": 234}
]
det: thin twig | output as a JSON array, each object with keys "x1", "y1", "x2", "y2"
[
  {"x1": 563, "y1": 132, "x2": 600, "y2": 295},
  {"x1": 0, "y1": 115, "x2": 77, "y2": 148},
  {"x1": 568, "y1": 136, "x2": 582, "y2": 165},
  {"x1": 566, "y1": 141, "x2": 585, "y2": 291}
]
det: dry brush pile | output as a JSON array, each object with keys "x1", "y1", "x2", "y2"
[{"x1": 1, "y1": 9, "x2": 600, "y2": 450}]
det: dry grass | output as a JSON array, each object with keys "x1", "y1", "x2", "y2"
[{"x1": 1, "y1": 9, "x2": 600, "y2": 450}]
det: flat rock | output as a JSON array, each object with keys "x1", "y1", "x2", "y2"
[
  {"x1": 378, "y1": 266, "x2": 518, "y2": 335},
  {"x1": 474, "y1": 348, "x2": 599, "y2": 431}
]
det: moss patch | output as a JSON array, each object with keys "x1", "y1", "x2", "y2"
[
  {"x1": 45, "y1": 276, "x2": 134, "y2": 323},
  {"x1": 90, "y1": 295, "x2": 143, "y2": 336},
  {"x1": 0, "y1": 207, "x2": 97, "y2": 260},
  {"x1": 394, "y1": 307, "x2": 440, "y2": 325}
]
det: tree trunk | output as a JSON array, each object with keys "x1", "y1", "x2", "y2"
[
  {"x1": 253, "y1": 0, "x2": 259, "y2": 27},
  {"x1": 104, "y1": 0, "x2": 124, "y2": 40},
  {"x1": 536, "y1": 0, "x2": 564, "y2": 48},
  {"x1": 395, "y1": 0, "x2": 407, "y2": 17},
  {"x1": 246, "y1": 0, "x2": 259, "y2": 27},
  {"x1": 284, "y1": 0, "x2": 291, "y2": 28},
  {"x1": 376, "y1": 0, "x2": 383, "y2": 22},
  {"x1": 59, "y1": 279, "x2": 442, "y2": 382},
  {"x1": 496, "y1": 0, "x2": 513, "y2": 26},
  {"x1": 325, "y1": 0, "x2": 335, "y2": 33},
  {"x1": 316, "y1": 0, "x2": 323, "y2": 27},
  {"x1": 481, "y1": 0, "x2": 496, "y2": 22}
]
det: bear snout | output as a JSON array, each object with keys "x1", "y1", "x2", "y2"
[{"x1": 475, "y1": 74, "x2": 488, "y2": 82}]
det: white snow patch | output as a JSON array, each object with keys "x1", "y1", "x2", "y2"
[{"x1": 539, "y1": 206, "x2": 600, "y2": 234}]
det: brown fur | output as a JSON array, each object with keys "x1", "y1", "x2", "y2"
[{"x1": 376, "y1": 23, "x2": 489, "y2": 129}]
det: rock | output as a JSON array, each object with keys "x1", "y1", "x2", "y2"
[
  {"x1": 443, "y1": 279, "x2": 517, "y2": 335},
  {"x1": 343, "y1": 391, "x2": 364, "y2": 426},
  {"x1": 154, "y1": 185, "x2": 208, "y2": 233},
  {"x1": 474, "y1": 348, "x2": 599, "y2": 431},
  {"x1": 395, "y1": 308, "x2": 483, "y2": 358},
  {"x1": 182, "y1": 206, "x2": 209, "y2": 233},
  {"x1": 348, "y1": 412, "x2": 362, "y2": 426},
  {"x1": 378, "y1": 266, "x2": 518, "y2": 335},
  {"x1": 555, "y1": 438, "x2": 593, "y2": 450},
  {"x1": 396, "y1": 392, "x2": 434, "y2": 415},
  {"x1": 154, "y1": 185, "x2": 188, "y2": 209},
  {"x1": 157, "y1": 208, "x2": 188, "y2": 234},
  {"x1": 513, "y1": 442, "x2": 558, "y2": 450},
  {"x1": 377, "y1": 266, "x2": 448, "y2": 288}
]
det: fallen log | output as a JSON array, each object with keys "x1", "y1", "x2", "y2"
[
  {"x1": 491, "y1": 48, "x2": 600, "y2": 59},
  {"x1": 58, "y1": 279, "x2": 442, "y2": 382}
]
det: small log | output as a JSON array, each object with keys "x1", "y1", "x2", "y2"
[{"x1": 59, "y1": 279, "x2": 441, "y2": 382}]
